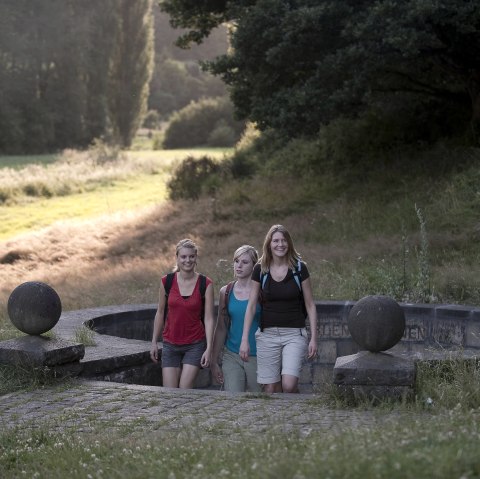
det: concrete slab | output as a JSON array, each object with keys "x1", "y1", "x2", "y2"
[
  {"x1": 333, "y1": 350, "x2": 416, "y2": 386},
  {"x1": 0, "y1": 335, "x2": 84, "y2": 366}
]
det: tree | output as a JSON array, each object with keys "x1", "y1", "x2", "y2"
[
  {"x1": 0, "y1": 1, "x2": 154, "y2": 153},
  {"x1": 108, "y1": 0, "x2": 154, "y2": 147},
  {"x1": 160, "y1": 0, "x2": 480, "y2": 141},
  {"x1": 147, "y1": 7, "x2": 227, "y2": 119}
]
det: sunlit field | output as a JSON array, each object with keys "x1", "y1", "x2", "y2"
[{"x1": 0, "y1": 148, "x2": 231, "y2": 240}]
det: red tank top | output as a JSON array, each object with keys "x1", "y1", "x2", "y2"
[{"x1": 162, "y1": 273, "x2": 211, "y2": 345}]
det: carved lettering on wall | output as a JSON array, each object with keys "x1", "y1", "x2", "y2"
[
  {"x1": 403, "y1": 324, "x2": 427, "y2": 341},
  {"x1": 432, "y1": 321, "x2": 465, "y2": 345},
  {"x1": 318, "y1": 319, "x2": 350, "y2": 338}
]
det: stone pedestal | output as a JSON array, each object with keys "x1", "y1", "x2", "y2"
[
  {"x1": 333, "y1": 350, "x2": 415, "y2": 401},
  {"x1": 0, "y1": 335, "x2": 84, "y2": 368}
]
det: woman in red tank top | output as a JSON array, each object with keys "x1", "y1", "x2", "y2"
[{"x1": 150, "y1": 239, "x2": 215, "y2": 389}]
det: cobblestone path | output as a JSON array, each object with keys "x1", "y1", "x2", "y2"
[{"x1": 0, "y1": 380, "x2": 408, "y2": 438}]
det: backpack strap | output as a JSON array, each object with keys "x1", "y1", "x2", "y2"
[
  {"x1": 163, "y1": 272, "x2": 175, "y2": 323},
  {"x1": 199, "y1": 274, "x2": 207, "y2": 324},
  {"x1": 292, "y1": 259, "x2": 303, "y2": 291},
  {"x1": 222, "y1": 280, "x2": 236, "y2": 331}
]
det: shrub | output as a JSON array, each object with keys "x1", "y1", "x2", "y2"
[
  {"x1": 142, "y1": 110, "x2": 161, "y2": 129},
  {"x1": 167, "y1": 155, "x2": 223, "y2": 199},
  {"x1": 163, "y1": 97, "x2": 245, "y2": 148},
  {"x1": 87, "y1": 138, "x2": 125, "y2": 165},
  {"x1": 207, "y1": 120, "x2": 236, "y2": 147}
]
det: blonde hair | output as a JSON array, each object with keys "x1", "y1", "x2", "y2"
[
  {"x1": 173, "y1": 238, "x2": 198, "y2": 272},
  {"x1": 233, "y1": 244, "x2": 258, "y2": 264},
  {"x1": 259, "y1": 224, "x2": 300, "y2": 273}
]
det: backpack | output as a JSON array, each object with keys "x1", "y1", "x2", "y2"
[
  {"x1": 163, "y1": 273, "x2": 207, "y2": 324},
  {"x1": 222, "y1": 280, "x2": 236, "y2": 331},
  {"x1": 259, "y1": 259, "x2": 306, "y2": 330}
]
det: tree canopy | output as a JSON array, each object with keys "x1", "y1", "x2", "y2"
[{"x1": 160, "y1": 0, "x2": 480, "y2": 141}]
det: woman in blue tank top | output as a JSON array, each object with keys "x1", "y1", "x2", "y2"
[{"x1": 211, "y1": 245, "x2": 262, "y2": 392}]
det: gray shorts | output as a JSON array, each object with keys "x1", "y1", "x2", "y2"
[
  {"x1": 162, "y1": 340, "x2": 206, "y2": 368},
  {"x1": 222, "y1": 348, "x2": 261, "y2": 393},
  {"x1": 255, "y1": 327, "x2": 308, "y2": 384}
]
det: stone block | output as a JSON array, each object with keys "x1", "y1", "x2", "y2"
[
  {"x1": 336, "y1": 340, "x2": 360, "y2": 358},
  {"x1": 333, "y1": 350, "x2": 415, "y2": 386},
  {"x1": 0, "y1": 336, "x2": 84, "y2": 367},
  {"x1": 318, "y1": 340, "x2": 338, "y2": 363}
]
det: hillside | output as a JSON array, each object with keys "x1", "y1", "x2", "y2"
[{"x1": 1, "y1": 144, "x2": 479, "y2": 330}]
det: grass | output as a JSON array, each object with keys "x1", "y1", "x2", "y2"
[
  {"x1": 0, "y1": 409, "x2": 478, "y2": 478},
  {"x1": 0, "y1": 174, "x2": 168, "y2": 240},
  {"x1": 73, "y1": 326, "x2": 96, "y2": 346},
  {"x1": 0, "y1": 148, "x2": 231, "y2": 240}
]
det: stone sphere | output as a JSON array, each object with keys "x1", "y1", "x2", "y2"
[
  {"x1": 347, "y1": 295, "x2": 405, "y2": 352},
  {"x1": 7, "y1": 281, "x2": 62, "y2": 335}
]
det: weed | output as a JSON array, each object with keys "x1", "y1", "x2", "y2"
[
  {"x1": 0, "y1": 363, "x2": 61, "y2": 395},
  {"x1": 73, "y1": 326, "x2": 96, "y2": 347},
  {"x1": 415, "y1": 350, "x2": 480, "y2": 411}
]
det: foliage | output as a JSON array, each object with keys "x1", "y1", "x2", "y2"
[
  {"x1": 416, "y1": 354, "x2": 480, "y2": 411},
  {"x1": 0, "y1": 364, "x2": 63, "y2": 395},
  {"x1": 147, "y1": 7, "x2": 228, "y2": 119},
  {"x1": 73, "y1": 326, "x2": 96, "y2": 347},
  {"x1": 163, "y1": 97, "x2": 245, "y2": 148},
  {"x1": 161, "y1": 0, "x2": 480, "y2": 142},
  {"x1": 166, "y1": 155, "x2": 224, "y2": 199},
  {"x1": 0, "y1": 1, "x2": 154, "y2": 153},
  {"x1": 142, "y1": 110, "x2": 161, "y2": 129},
  {"x1": 148, "y1": 57, "x2": 226, "y2": 119},
  {"x1": 107, "y1": 0, "x2": 154, "y2": 147}
]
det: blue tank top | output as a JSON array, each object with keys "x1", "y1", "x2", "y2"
[{"x1": 225, "y1": 291, "x2": 261, "y2": 356}]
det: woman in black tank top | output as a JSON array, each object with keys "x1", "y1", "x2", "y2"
[{"x1": 239, "y1": 225, "x2": 318, "y2": 393}]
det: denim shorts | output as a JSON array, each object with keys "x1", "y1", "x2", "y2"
[
  {"x1": 255, "y1": 327, "x2": 308, "y2": 384},
  {"x1": 162, "y1": 340, "x2": 206, "y2": 368}
]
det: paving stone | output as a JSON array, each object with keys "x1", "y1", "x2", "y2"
[{"x1": 0, "y1": 380, "x2": 422, "y2": 438}]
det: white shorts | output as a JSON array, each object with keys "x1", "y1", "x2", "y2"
[{"x1": 255, "y1": 327, "x2": 308, "y2": 384}]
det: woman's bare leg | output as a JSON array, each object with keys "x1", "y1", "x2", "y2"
[
  {"x1": 162, "y1": 367, "x2": 181, "y2": 388},
  {"x1": 179, "y1": 364, "x2": 200, "y2": 389},
  {"x1": 263, "y1": 381, "x2": 283, "y2": 393}
]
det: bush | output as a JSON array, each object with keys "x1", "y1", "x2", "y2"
[
  {"x1": 207, "y1": 120, "x2": 236, "y2": 147},
  {"x1": 142, "y1": 110, "x2": 161, "y2": 129},
  {"x1": 167, "y1": 155, "x2": 223, "y2": 199},
  {"x1": 163, "y1": 97, "x2": 245, "y2": 149}
]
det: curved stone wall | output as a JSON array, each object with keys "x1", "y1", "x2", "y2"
[{"x1": 55, "y1": 301, "x2": 480, "y2": 392}]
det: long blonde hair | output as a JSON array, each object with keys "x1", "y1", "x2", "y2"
[
  {"x1": 173, "y1": 238, "x2": 198, "y2": 272},
  {"x1": 259, "y1": 224, "x2": 301, "y2": 273}
]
